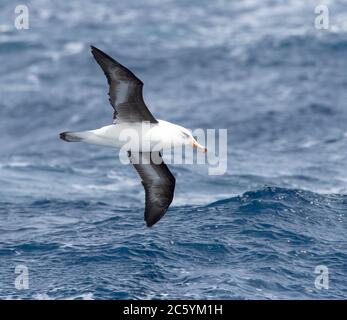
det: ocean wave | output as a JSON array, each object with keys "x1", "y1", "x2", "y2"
[{"x1": 0, "y1": 186, "x2": 345, "y2": 299}]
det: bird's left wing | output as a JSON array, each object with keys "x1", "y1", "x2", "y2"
[
  {"x1": 128, "y1": 151, "x2": 175, "y2": 227},
  {"x1": 91, "y1": 46, "x2": 158, "y2": 124}
]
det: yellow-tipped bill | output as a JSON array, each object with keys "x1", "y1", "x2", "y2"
[{"x1": 192, "y1": 139, "x2": 207, "y2": 153}]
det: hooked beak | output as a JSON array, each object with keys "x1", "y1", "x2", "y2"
[{"x1": 192, "y1": 139, "x2": 207, "y2": 153}]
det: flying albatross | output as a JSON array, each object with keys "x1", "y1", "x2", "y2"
[{"x1": 60, "y1": 46, "x2": 207, "y2": 227}]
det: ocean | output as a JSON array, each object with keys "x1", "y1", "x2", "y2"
[{"x1": 0, "y1": 0, "x2": 346, "y2": 299}]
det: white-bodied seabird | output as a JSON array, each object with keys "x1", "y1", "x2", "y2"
[{"x1": 60, "y1": 46, "x2": 207, "y2": 227}]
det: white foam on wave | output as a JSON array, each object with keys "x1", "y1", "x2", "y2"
[
  {"x1": 173, "y1": 192, "x2": 235, "y2": 206},
  {"x1": 72, "y1": 183, "x2": 126, "y2": 192},
  {"x1": 0, "y1": 25, "x2": 12, "y2": 33},
  {"x1": 33, "y1": 293, "x2": 52, "y2": 300},
  {"x1": 32, "y1": 292, "x2": 94, "y2": 300},
  {"x1": 63, "y1": 42, "x2": 84, "y2": 55},
  {"x1": 0, "y1": 161, "x2": 32, "y2": 169},
  {"x1": 44, "y1": 42, "x2": 85, "y2": 61}
]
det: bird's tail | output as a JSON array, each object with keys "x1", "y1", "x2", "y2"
[
  {"x1": 59, "y1": 131, "x2": 85, "y2": 142},
  {"x1": 59, "y1": 129, "x2": 117, "y2": 147}
]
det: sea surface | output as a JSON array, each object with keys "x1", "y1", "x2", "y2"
[{"x1": 0, "y1": 0, "x2": 346, "y2": 299}]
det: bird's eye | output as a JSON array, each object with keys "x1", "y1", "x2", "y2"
[{"x1": 181, "y1": 131, "x2": 190, "y2": 139}]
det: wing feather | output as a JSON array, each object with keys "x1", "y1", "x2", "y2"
[
  {"x1": 91, "y1": 46, "x2": 158, "y2": 123},
  {"x1": 129, "y1": 152, "x2": 175, "y2": 227}
]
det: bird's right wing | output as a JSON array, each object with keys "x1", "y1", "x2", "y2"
[
  {"x1": 91, "y1": 46, "x2": 158, "y2": 124},
  {"x1": 128, "y1": 151, "x2": 175, "y2": 227}
]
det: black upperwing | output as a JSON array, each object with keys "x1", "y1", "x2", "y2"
[{"x1": 91, "y1": 46, "x2": 158, "y2": 124}]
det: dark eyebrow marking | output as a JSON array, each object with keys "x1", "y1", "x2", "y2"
[{"x1": 181, "y1": 131, "x2": 190, "y2": 138}]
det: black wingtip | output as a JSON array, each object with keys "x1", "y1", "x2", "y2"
[
  {"x1": 145, "y1": 208, "x2": 169, "y2": 228},
  {"x1": 90, "y1": 45, "x2": 98, "y2": 52},
  {"x1": 90, "y1": 45, "x2": 114, "y2": 62},
  {"x1": 90, "y1": 45, "x2": 144, "y2": 86},
  {"x1": 145, "y1": 217, "x2": 156, "y2": 228},
  {"x1": 90, "y1": 45, "x2": 103, "y2": 57},
  {"x1": 146, "y1": 220, "x2": 158, "y2": 228}
]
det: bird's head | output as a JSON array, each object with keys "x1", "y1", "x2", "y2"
[{"x1": 179, "y1": 128, "x2": 207, "y2": 153}]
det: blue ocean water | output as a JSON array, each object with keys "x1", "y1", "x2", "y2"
[{"x1": 0, "y1": 0, "x2": 346, "y2": 299}]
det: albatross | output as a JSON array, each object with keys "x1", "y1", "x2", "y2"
[{"x1": 60, "y1": 46, "x2": 207, "y2": 227}]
